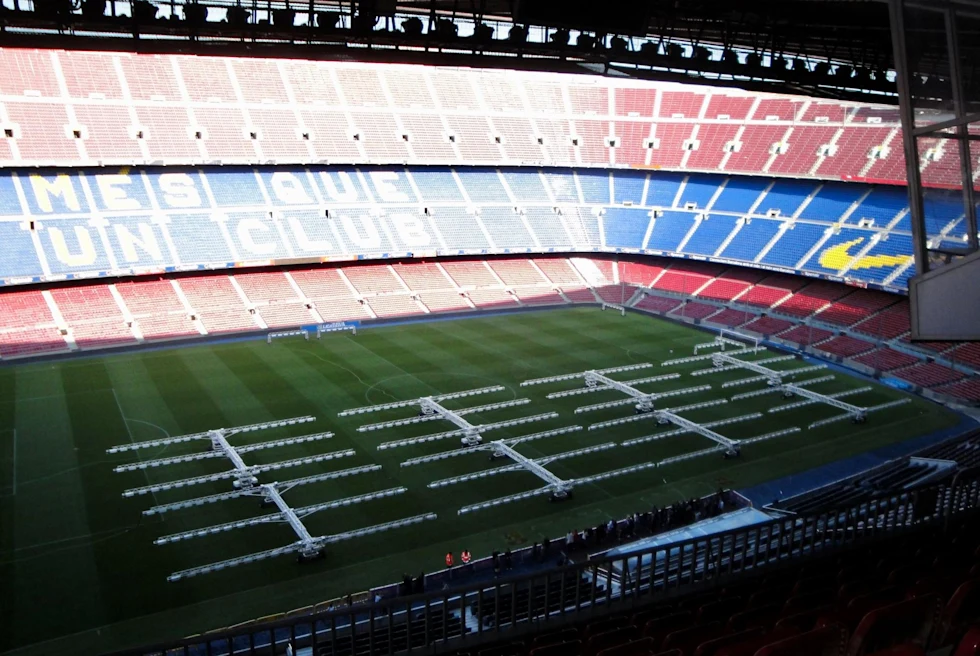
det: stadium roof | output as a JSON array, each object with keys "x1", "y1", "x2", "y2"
[{"x1": 3, "y1": 0, "x2": 977, "y2": 106}]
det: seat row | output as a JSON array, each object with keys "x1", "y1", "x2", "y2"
[
  {"x1": 0, "y1": 48, "x2": 925, "y2": 184},
  {"x1": 0, "y1": 255, "x2": 975, "y2": 404},
  {"x1": 446, "y1": 523, "x2": 980, "y2": 656}
]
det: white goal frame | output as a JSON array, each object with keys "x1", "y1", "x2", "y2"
[
  {"x1": 601, "y1": 303, "x2": 626, "y2": 316},
  {"x1": 267, "y1": 330, "x2": 309, "y2": 344},
  {"x1": 719, "y1": 328, "x2": 761, "y2": 350},
  {"x1": 316, "y1": 322, "x2": 357, "y2": 339}
]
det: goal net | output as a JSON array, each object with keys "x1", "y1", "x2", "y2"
[
  {"x1": 601, "y1": 302, "x2": 626, "y2": 316},
  {"x1": 316, "y1": 321, "x2": 358, "y2": 339},
  {"x1": 267, "y1": 330, "x2": 310, "y2": 344},
  {"x1": 719, "y1": 329, "x2": 761, "y2": 350}
]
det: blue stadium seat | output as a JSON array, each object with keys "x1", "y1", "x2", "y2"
[
  {"x1": 677, "y1": 175, "x2": 723, "y2": 210},
  {"x1": 524, "y1": 207, "x2": 573, "y2": 248},
  {"x1": 611, "y1": 171, "x2": 647, "y2": 205},
  {"x1": 797, "y1": 182, "x2": 867, "y2": 222},
  {"x1": 711, "y1": 177, "x2": 771, "y2": 214},
  {"x1": 682, "y1": 215, "x2": 740, "y2": 256},
  {"x1": 719, "y1": 218, "x2": 782, "y2": 262},
  {"x1": 410, "y1": 168, "x2": 466, "y2": 203},
  {"x1": 431, "y1": 207, "x2": 491, "y2": 251},
  {"x1": 645, "y1": 172, "x2": 686, "y2": 208},
  {"x1": 502, "y1": 170, "x2": 548, "y2": 203},
  {"x1": 0, "y1": 220, "x2": 43, "y2": 279},
  {"x1": 849, "y1": 187, "x2": 908, "y2": 228},
  {"x1": 479, "y1": 207, "x2": 537, "y2": 250},
  {"x1": 604, "y1": 208, "x2": 651, "y2": 249},
  {"x1": 761, "y1": 222, "x2": 828, "y2": 268},
  {"x1": 207, "y1": 169, "x2": 269, "y2": 206},
  {"x1": 0, "y1": 165, "x2": 926, "y2": 291},
  {"x1": 922, "y1": 189, "x2": 967, "y2": 238},
  {"x1": 0, "y1": 173, "x2": 25, "y2": 215},
  {"x1": 757, "y1": 180, "x2": 821, "y2": 218},
  {"x1": 164, "y1": 212, "x2": 235, "y2": 265},
  {"x1": 577, "y1": 170, "x2": 610, "y2": 204},
  {"x1": 648, "y1": 211, "x2": 697, "y2": 252},
  {"x1": 542, "y1": 169, "x2": 580, "y2": 203},
  {"x1": 460, "y1": 169, "x2": 511, "y2": 203}
]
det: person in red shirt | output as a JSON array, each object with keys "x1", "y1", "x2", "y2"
[
  {"x1": 445, "y1": 552, "x2": 454, "y2": 568},
  {"x1": 461, "y1": 550, "x2": 472, "y2": 565}
]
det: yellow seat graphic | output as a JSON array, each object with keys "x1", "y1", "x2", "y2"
[{"x1": 818, "y1": 237, "x2": 912, "y2": 271}]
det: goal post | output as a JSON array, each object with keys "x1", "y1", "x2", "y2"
[
  {"x1": 693, "y1": 329, "x2": 761, "y2": 355},
  {"x1": 718, "y1": 329, "x2": 761, "y2": 351},
  {"x1": 267, "y1": 330, "x2": 309, "y2": 344},
  {"x1": 316, "y1": 321, "x2": 358, "y2": 339},
  {"x1": 601, "y1": 303, "x2": 626, "y2": 317}
]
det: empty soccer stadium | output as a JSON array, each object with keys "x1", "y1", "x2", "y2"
[{"x1": 1, "y1": 2, "x2": 980, "y2": 656}]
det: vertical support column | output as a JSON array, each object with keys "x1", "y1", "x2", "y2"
[
  {"x1": 943, "y1": 5, "x2": 979, "y2": 252},
  {"x1": 889, "y1": 0, "x2": 930, "y2": 276}
]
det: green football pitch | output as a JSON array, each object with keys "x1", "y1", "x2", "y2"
[{"x1": 0, "y1": 307, "x2": 961, "y2": 655}]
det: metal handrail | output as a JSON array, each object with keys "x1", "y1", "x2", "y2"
[{"x1": 115, "y1": 468, "x2": 980, "y2": 656}]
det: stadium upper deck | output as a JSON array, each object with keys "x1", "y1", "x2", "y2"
[
  {"x1": 2, "y1": 166, "x2": 968, "y2": 291},
  {"x1": 3, "y1": 47, "x2": 968, "y2": 188}
]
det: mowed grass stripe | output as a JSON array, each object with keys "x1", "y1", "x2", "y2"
[
  {"x1": 2, "y1": 367, "x2": 108, "y2": 652},
  {"x1": 0, "y1": 367, "x2": 16, "y2": 647},
  {"x1": 61, "y1": 361, "x2": 137, "y2": 625}
]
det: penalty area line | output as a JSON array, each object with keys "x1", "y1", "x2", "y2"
[
  {"x1": 111, "y1": 388, "x2": 134, "y2": 443},
  {"x1": 110, "y1": 388, "x2": 160, "y2": 506}
]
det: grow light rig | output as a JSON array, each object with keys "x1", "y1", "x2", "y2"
[
  {"x1": 108, "y1": 416, "x2": 436, "y2": 581},
  {"x1": 695, "y1": 352, "x2": 911, "y2": 426},
  {"x1": 341, "y1": 385, "x2": 557, "y2": 449}
]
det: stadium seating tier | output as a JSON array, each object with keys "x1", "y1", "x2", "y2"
[{"x1": 0, "y1": 48, "x2": 919, "y2": 188}]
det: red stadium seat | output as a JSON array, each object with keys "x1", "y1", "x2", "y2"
[
  {"x1": 727, "y1": 604, "x2": 783, "y2": 632},
  {"x1": 845, "y1": 595, "x2": 940, "y2": 656},
  {"x1": 711, "y1": 628, "x2": 801, "y2": 656},
  {"x1": 479, "y1": 645, "x2": 523, "y2": 656},
  {"x1": 597, "y1": 637, "x2": 657, "y2": 656},
  {"x1": 776, "y1": 605, "x2": 836, "y2": 633},
  {"x1": 865, "y1": 647, "x2": 925, "y2": 656},
  {"x1": 698, "y1": 598, "x2": 746, "y2": 624},
  {"x1": 532, "y1": 628, "x2": 579, "y2": 649},
  {"x1": 530, "y1": 639, "x2": 583, "y2": 656},
  {"x1": 586, "y1": 616, "x2": 630, "y2": 639},
  {"x1": 644, "y1": 612, "x2": 694, "y2": 645},
  {"x1": 953, "y1": 625, "x2": 980, "y2": 656},
  {"x1": 693, "y1": 627, "x2": 765, "y2": 656},
  {"x1": 753, "y1": 624, "x2": 848, "y2": 656},
  {"x1": 935, "y1": 580, "x2": 980, "y2": 648},
  {"x1": 660, "y1": 621, "x2": 722, "y2": 654},
  {"x1": 587, "y1": 626, "x2": 641, "y2": 656}
]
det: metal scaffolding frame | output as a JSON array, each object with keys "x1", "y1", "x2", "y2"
[{"x1": 890, "y1": 0, "x2": 980, "y2": 273}]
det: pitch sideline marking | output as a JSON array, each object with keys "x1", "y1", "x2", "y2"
[{"x1": 124, "y1": 418, "x2": 171, "y2": 438}]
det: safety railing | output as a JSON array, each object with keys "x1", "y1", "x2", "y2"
[{"x1": 117, "y1": 468, "x2": 980, "y2": 656}]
